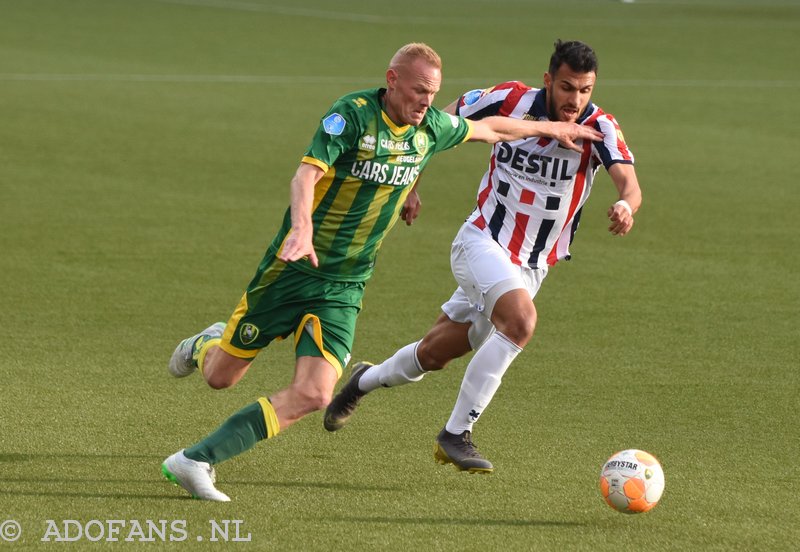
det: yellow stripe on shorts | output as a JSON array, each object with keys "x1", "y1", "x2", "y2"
[
  {"x1": 294, "y1": 313, "x2": 343, "y2": 378},
  {"x1": 219, "y1": 293, "x2": 260, "y2": 359}
]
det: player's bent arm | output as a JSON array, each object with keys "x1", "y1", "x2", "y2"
[
  {"x1": 606, "y1": 163, "x2": 642, "y2": 237},
  {"x1": 279, "y1": 162, "x2": 325, "y2": 265},
  {"x1": 608, "y1": 163, "x2": 642, "y2": 214},
  {"x1": 467, "y1": 117, "x2": 603, "y2": 152},
  {"x1": 400, "y1": 180, "x2": 422, "y2": 226}
]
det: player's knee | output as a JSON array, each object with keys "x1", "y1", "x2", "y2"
[
  {"x1": 203, "y1": 363, "x2": 236, "y2": 390},
  {"x1": 205, "y1": 372, "x2": 235, "y2": 390},
  {"x1": 497, "y1": 312, "x2": 536, "y2": 346},
  {"x1": 510, "y1": 318, "x2": 536, "y2": 345},
  {"x1": 202, "y1": 353, "x2": 250, "y2": 390},
  {"x1": 519, "y1": 317, "x2": 537, "y2": 343},
  {"x1": 291, "y1": 384, "x2": 332, "y2": 414}
]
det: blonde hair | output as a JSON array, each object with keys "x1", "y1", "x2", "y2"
[{"x1": 389, "y1": 43, "x2": 442, "y2": 70}]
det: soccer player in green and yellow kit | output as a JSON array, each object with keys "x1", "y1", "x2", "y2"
[{"x1": 161, "y1": 43, "x2": 602, "y2": 501}]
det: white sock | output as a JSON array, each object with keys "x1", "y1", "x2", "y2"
[
  {"x1": 358, "y1": 342, "x2": 426, "y2": 392},
  {"x1": 445, "y1": 332, "x2": 522, "y2": 434},
  {"x1": 468, "y1": 314, "x2": 496, "y2": 350}
]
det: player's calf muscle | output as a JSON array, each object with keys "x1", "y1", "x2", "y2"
[{"x1": 417, "y1": 325, "x2": 471, "y2": 370}]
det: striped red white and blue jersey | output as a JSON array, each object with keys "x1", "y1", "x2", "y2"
[{"x1": 456, "y1": 81, "x2": 634, "y2": 268}]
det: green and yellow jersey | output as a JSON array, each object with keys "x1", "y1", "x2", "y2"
[{"x1": 269, "y1": 87, "x2": 472, "y2": 282}]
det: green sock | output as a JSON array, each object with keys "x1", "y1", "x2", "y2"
[{"x1": 184, "y1": 400, "x2": 275, "y2": 464}]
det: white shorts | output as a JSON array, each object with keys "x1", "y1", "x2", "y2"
[{"x1": 441, "y1": 222, "x2": 548, "y2": 346}]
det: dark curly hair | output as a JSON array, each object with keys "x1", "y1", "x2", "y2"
[{"x1": 548, "y1": 40, "x2": 598, "y2": 75}]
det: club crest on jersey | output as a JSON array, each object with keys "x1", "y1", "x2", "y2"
[
  {"x1": 239, "y1": 323, "x2": 259, "y2": 345},
  {"x1": 413, "y1": 132, "x2": 429, "y2": 154},
  {"x1": 322, "y1": 113, "x2": 346, "y2": 136}
]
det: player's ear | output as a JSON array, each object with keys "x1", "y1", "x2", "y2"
[
  {"x1": 386, "y1": 68, "x2": 399, "y2": 89},
  {"x1": 543, "y1": 72, "x2": 552, "y2": 89}
]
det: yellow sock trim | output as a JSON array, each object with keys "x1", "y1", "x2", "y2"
[
  {"x1": 257, "y1": 397, "x2": 281, "y2": 438},
  {"x1": 197, "y1": 338, "x2": 221, "y2": 377}
]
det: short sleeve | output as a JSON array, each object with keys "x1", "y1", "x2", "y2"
[
  {"x1": 456, "y1": 82, "x2": 526, "y2": 120},
  {"x1": 303, "y1": 101, "x2": 361, "y2": 171},
  {"x1": 593, "y1": 113, "x2": 634, "y2": 169},
  {"x1": 425, "y1": 107, "x2": 472, "y2": 154}
]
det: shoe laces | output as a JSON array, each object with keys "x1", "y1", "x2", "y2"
[
  {"x1": 342, "y1": 382, "x2": 364, "y2": 410},
  {"x1": 457, "y1": 431, "x2": 483, "y2": 459}
]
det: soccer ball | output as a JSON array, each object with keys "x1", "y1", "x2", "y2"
[{"x1": 599, "y1": 449, "x2": 665, "y2": 514}]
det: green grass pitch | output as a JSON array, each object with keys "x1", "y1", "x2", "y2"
[{"x1": 1, "y1": 0, "x2": 798, "y2": 550}]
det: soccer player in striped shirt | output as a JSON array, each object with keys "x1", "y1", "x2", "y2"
[
  {"x1": 325, "y1": 40, "x2": 642, "y2": 473},
  {"x1": 161, "y1": 42, "x2": 602, "y2": 500}
]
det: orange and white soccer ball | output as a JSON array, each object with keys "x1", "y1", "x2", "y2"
[{"x1": 599, "y1": 449, "x2": 665, "y2": 514}]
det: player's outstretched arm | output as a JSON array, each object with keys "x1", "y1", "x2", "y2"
[
  {"x1": 467, "y1": 117, "x2": 603, "y2": 151},
  {"x1": 278, "y1": 162, "x2": 325, "y2": 266},
  {"x1": 442, "y1": 99, "x2": 459, "y2": 115},
  {"x1": 606, "y1": 163, "x2": 642, "y2": 237}
]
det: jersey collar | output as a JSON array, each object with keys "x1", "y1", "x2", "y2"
[{"x1": 379, "y1": 88, "x2": 412, "y2": 134}]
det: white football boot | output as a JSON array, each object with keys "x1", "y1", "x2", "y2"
[
  {"x1": 168, "y1": 322, "x2": 226, "y2": 378},
  {"x1": 161, "y1": 450, "x2": 231, "y2": 502}
]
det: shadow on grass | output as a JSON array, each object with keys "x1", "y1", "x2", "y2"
[
  {"x1": 321, "y1": 515, "x2": 584, "y2": 528},
  {"x1": 224, "y1": 480, "x2": 403, "y2": 493},
  {"x1": 2, "y1": 477, "x2": 401, "y2": 495},
  {"x1": 1, "y1": 451, "x2": 402, "y2": 500},
  {"x1": 0, "y1": 451, "x2": 193, "y2": 500},
  {"x1": 2, "y1": 489, "x2": 186, "y2": 500},
  {"x1": 0, "y1": 453, "x2": 37, "y2": 462},
  {"x1": 0, "y1": 452, "x2": 163, "y2": 462}
]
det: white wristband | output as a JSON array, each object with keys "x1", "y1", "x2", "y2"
[{"x1": 614, "y1": 199, "x2": 632, "y2": 217}]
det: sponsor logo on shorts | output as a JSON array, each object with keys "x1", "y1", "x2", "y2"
[{"x1": 239, "y1": 323, "x2": 259, "y2": 345}]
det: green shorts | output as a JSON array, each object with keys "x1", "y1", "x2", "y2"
[{"x1": 219, "y1": 252, "x2": 364, "y2": 378}]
